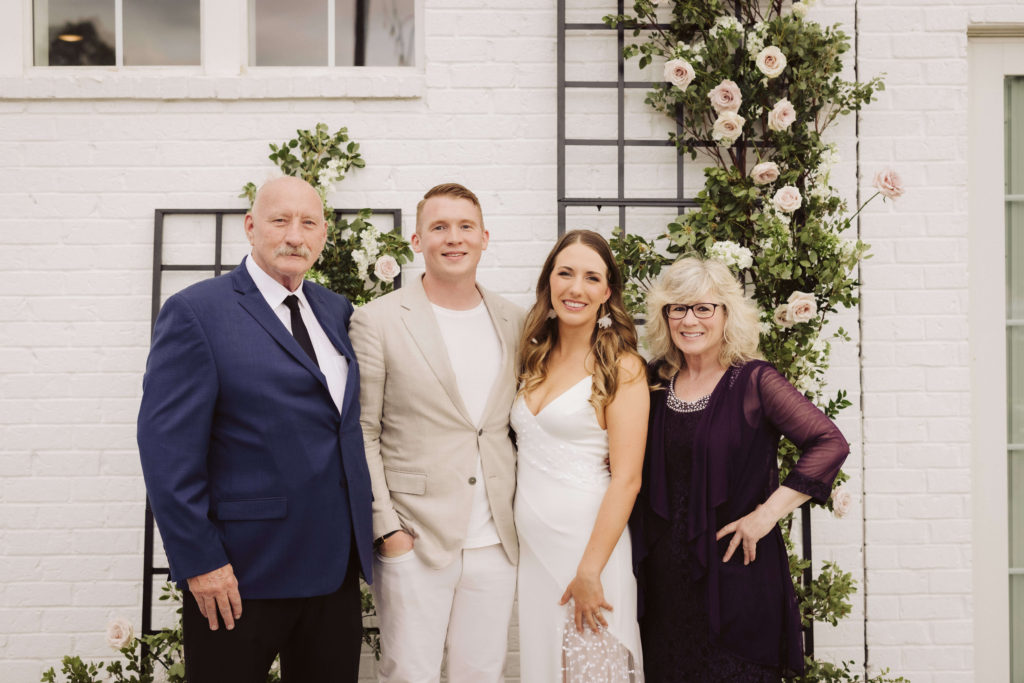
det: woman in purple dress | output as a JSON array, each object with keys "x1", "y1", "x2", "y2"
[{"x1": 631, "y1": 257, "x2": 849, "y2": 682}]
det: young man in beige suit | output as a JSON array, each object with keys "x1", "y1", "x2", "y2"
[{"x1": 349, "y1": 183, "x2": 524, "y2": 682}]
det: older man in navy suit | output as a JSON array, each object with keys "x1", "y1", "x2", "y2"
[{"x1": 138, "y1": 176, "x2": 373, "y2": 683}]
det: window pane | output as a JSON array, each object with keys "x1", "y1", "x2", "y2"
[
  {"x1": 336, "y1": 0, "x2": 414, "y2": 67},
  {"x1": 1013, "y1": 574, "x2": 1024, "y2": 681},
  {"x1": 35, "y1": 0, "x2": 115, "y2": 66},
  {"x1": 123, "y1": 0, "x2": 200, "y2": 66},
  {"x1": 251, "y1": 0, "x2": 328, "y2": 66},
  {"x1": 1013, "y1": 454, "x2": 1024, "y2": 568}
]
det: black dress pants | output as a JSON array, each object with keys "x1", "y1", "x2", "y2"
[{"x1": 182, "y1": 549, "x2": 363, "y2": 683}]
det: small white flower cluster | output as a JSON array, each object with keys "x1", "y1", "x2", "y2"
[
  {"x1": 709, "y1": 15, "x2": 743, "y2": 38},
  {"x1": 351, "y1": 226, "x2": 401, "y2": 284},
  {"x1": 316, "y1": 157, "x2": 347, "y2": 196},
  {"x1": 708, "y1": 240, "x2": 753, "y2": 269},
  {"x1": 746, "y1": 22, "x2": 767, "y2": 57}
]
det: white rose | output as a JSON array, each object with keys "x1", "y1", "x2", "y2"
[
  {"x1": 707, "y1": 79, "x2": 742, "y2": 114},
  {"x1": 663, "y1": 58, "x2": 696, "y2": 90},
  {"x1": 773, "y1": 304, "x2": 793, "y2": 328},
  {"x1": 373, "y1": 255, "x2": 401, "y2": 283},
  {"x1": 873, "y1": 168, "x2": 905, "y2": 199},
  {"x1": 832, "y1": 484, "x2": 853, "y2": 518},
  {"x1": 787, "y1": 290, "x2": 817, "y2": 324},
  {"x1": 106, "y1": 618, "x2": 134, "y2": 651},
  {"x1": 767, "y1": 98, "x2": 797, "y2": 132},
  {"x1": 755, "y1": 46, "x2": 787, "y2": 78},
  {"x1": 750, "y1": 161, "x2": 780, "y2": 186},
  {"x1": 712, "y1": 111, "x2": 745, "y2": 146},
  {"x1": 772, "y1": 185, "x2": 802, "y2": 213}
]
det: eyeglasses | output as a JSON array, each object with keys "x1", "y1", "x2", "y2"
[{"x1": 663, "y1": 303, "x2": 722, "y2": 320}]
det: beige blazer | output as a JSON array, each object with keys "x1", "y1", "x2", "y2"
[{"x1": 349, "y1": 275, "x2": 525, "y2": 569}]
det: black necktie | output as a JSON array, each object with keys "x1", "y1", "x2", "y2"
[{"x1": 284, "y1": 295, "x2": 318, "y2": 366}]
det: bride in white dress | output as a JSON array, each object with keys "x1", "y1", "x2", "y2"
[{"x1": 512, "y1": 230, "x2": 649, "y2": 682}]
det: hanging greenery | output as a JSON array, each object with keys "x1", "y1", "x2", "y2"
[{"x1": 604, "y1": 1, "x2": 905, "y2": 680}]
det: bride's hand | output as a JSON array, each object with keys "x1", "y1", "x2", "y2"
[{"x1": 559, "y1": 572, "x2": 613, "y2": 634}]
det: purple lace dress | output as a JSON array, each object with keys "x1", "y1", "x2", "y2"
[{"x1": 631, "y1": 361, "x2": 849, "y2": 681}]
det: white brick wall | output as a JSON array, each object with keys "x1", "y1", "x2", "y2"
[{"x1": 0, "y1": 0, "x2": 1013, "y2": 680}]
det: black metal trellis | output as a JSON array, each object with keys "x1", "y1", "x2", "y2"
[
  {"x1": 142, "y1": 206, "x2": 402, "y2": 636},
  {"x1": 556, "y1": 0, "x2": 817, "y2": 656}
]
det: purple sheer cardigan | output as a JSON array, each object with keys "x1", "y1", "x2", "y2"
[{"x1": 630, "y1": 360, "x2": 849, "y2": 674}]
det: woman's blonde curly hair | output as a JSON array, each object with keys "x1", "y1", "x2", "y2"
[
  {"x1": 518, "y1": 230, "x2": 642, "y2": 411},
  {"x1": 645, "y1": 257, "x2": 762, "y2": 384}
]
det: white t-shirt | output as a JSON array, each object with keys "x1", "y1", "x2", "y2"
[{"x1": 432, "y1": 301, "x2": 502, "y2": 549}]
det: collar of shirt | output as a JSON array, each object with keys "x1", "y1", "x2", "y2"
[{"x1": 245, "y1": 253, "x2": 311, "y2": 313}]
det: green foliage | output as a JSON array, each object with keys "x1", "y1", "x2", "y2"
[
  {"x1": 794, "y1": 659, "x2": 910, "y2": 683},
  {"x1": 607, "y1": 2, "x2": 901, "y2": 681},
  {"x1": 240, "y1": 123, "x2": 414, "y2": 306}
]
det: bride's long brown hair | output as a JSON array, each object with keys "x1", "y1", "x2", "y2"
[{"x1": 518, "y1": 230, "x2": 641, "y2": 411}]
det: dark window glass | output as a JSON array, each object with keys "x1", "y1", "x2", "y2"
[
  {"x1": 337, "y1": 0, "x2": 414, "y2": 67},
  {"x1": 251, "y1": 0, "x2": 329, "y2": 66},
  {"x1": 35, "y1": 0, "x2": 116, "y2": 66},
  {"x1": 123, "y1": 0, "x2": 200, "y2": 66}
]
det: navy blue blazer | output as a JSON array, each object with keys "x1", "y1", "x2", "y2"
[{"x1": 137, "y1": 258, "x2": 373, "y2": 599}]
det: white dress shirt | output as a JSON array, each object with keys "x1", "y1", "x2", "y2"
[{"x1": 246, "y1": 255, "x2": 348, "y2": 415}]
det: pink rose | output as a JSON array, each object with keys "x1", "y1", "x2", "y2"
[
  {"x1": 663, "y1": 59, "x2": 695, "y2": 90},
  {"x1": 772, "y1": 185, "x2": 802, "y2": 213},
  {"x1": 767, "y1": 98, "x2": 797, "y2": 132},
  {"x1": 373, "y1": 255, "x2": 401, "y2": 283},
  {"x1": 787, "y1": 290, "x2": 817, "y2": 324},
  {"x1": 755, "y1": 46, "x2": 787, "y2": 78},
  {"x1": 712, "y1": 111, "x2": 745, "y2": 146},
  {"x1": 106, "y1": 618, "x2": 134, "y2": 650},
  {"x1": 831, "y1": 484, "x2": 853, "y2": 518},
  {"x1": 707, "y1": 79, "x2": 742, "y2": 114},
  {"x1": 750, "y1": 161, "x2": 780, "y2": 185},
  {"x1": 873, "y1": 168, "x2": 904, "y2": 199}
]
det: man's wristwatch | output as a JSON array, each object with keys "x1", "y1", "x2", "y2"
[{"x1": 374, "y1": 530, "x2": 400, "y2": 547}]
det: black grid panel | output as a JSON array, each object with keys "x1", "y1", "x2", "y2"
[
  {"x1": 556, "y1": 1, "x2": 817, "y2": 655},
  {"x1": 142, "y1": 207, "x2": 402, "y2": 635}
]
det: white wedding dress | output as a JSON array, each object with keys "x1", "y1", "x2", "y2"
[{"x1": 513, "y1": 376, "x2": 644, "y2": 682}]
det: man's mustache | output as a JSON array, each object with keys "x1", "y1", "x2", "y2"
[{"x1": 275, "y1": 246, "x2": 311, "y2": 258}]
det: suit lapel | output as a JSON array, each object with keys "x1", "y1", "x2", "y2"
[
  {"x1": 478, "y1": 286, "x2": 518, "y2": 422},
  {"x1": 231, "y1": 260, "x2": 329, "y2": 391},
  {"x1": 400, "y1": 276, "x2": 474, "y2": 425}
]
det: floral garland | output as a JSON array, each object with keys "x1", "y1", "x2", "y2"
[{"x1": 606, "y1": 1, "x2": 905, "y2": 680}]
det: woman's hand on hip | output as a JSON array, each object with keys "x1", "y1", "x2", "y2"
[
  {"x1": 715, "y1": 504, "x2": 776, "y2": 565},
  {"x1": 560, "y1": 571, "x2": 613, "y2": 634}
]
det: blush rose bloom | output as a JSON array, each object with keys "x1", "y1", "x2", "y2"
[
  {"x1": 755, "y1": 46, "x2": 787, "y2": 78},
  {"x1": 873, "y1": 168, "x2": 905, "y2": 199},
  {"x1": 787, "y1": 290, "x2": 817, "y2": 324},
  {"x1": 664, "y1": 59, "x2": 696, "y2": 90},
  {"x1": 712, "y1": 111, "x2": 745, "y2": 146},
  {"x1": 772, "y1": 185, "x2": 802, "y2": 213},
  {"x1": 767, "y1": 98, "x2": 797, "y2": 132},
  {"x1": 373, "y1": 254, "x2": 401, "y2": 283},
  {"x1": 106, "y1": 618, "x2": 134, "y2": 650},
  {"x1": 750, "y1": 161, "x2": 780, "y2": 185},
  {"x1": 832, "y1": 484, "x2": 853, "y2": 518},
  {"x1": 707, "y1": 79, "x2": 742, "y2": 114}
]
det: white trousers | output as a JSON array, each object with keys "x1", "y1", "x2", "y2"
[{"x1": 372, "y1": 543, "x2": 517, "y2": 683}]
